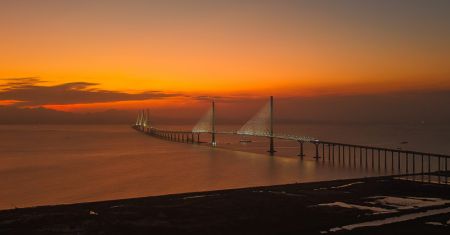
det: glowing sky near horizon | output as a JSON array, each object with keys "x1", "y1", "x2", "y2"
[{"x1": 1, "y1": 0, "x2": 450, "y2": 111}]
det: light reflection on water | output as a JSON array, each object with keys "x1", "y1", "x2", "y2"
[{"x1": 0, "y1": 124, "x2": 448, "y2": 210}]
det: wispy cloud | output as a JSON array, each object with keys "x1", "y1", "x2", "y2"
[{"x1": 0, "y1": 77, "x2": 179, "y2": 107}]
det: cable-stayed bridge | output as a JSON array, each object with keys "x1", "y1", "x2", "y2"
[
  {"x1": 133, "y1": 96, "x2": 450, "y2": 183},
  {"x1": 134, "y1": 96, "x2": 316, "y2": 152}
]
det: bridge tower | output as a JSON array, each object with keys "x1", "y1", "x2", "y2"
[
  {"x1": 211, "y1": 101, "x2": 216, "y2": 146},
  {"x1": 135, "y1": 111, "x2": 141, "y2": 126},
  {"x1": 142, "y1": 109, "x2": 146, "y2": 131},
  {"x1": 192, "y1": 99, "x2": 216, "y2": 145},
  {"x1": 142, "y1": 109, "x2": 146, "y2": 130},
  {"x1": 139, "y1": 110, "x2": 144, "y2": 129},
  {"x1": 268, "y1": 96, "x2": 275, "y2": 154},
  {"x1": 145, "y1": 108, "x2": 150, "y2": 131}
]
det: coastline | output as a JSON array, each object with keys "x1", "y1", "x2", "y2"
[{"x1": 1, "y1": 175, "x2": 449, "y2": 234}]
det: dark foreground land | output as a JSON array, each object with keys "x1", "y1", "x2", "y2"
[{"x1": 1, "y1": 176, "x2": 449, "y2": 235}]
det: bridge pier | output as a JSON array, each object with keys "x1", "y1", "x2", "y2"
[
  {"x1": 338, "y1": 145, "x2": 341, "y2": 163},
  {"x1": 211, "y1": 101, "x2": 216, "y2": 146},
  {"x1": 406, "y1": 153, "x2": 409, "y2": 174},
  {"x1": 314, "y1": 142, "x2": 320, "y2": 160},
  {"x1": 268, "y1": 136, "x2": 276, "y2": 155},
  {"x1": 267, "y1": 96, "x2": 275, "y2": 155},
  {"x1": 328, "y1": 144, "x2": 331, "y2": 161},
  {"x1": 323, "y1": 144, "x2": 326, "y2": 162},
  {"x1": 297, "y1": 141, "x2": 305, "y2": 157},
  {"x1": 367, "y1": 148, "x2": 371, "y2": 168},
  {"x1": 372, "y1": 149, "x2": 375, "y2": 169}
]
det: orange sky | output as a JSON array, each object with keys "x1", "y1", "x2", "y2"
[{"x1": 1, "y1": 0, "x2": 450, "y2": 112}]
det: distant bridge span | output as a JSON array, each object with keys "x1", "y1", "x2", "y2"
[{"x1": 133, "y1": 96, "x2": 450, "y2": 181}]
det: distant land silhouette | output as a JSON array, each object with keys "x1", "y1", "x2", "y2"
[{"x1": 1, "y1": 90, "x2": 450, "y2": 125}]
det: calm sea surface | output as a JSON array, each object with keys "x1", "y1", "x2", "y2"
[{"x1": 0, "y1": 124, "x2": 449, "y2": 210}]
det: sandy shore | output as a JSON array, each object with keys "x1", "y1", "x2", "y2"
[{"x1": 1, "y1": 175, "x2": 449, "y2": 234}]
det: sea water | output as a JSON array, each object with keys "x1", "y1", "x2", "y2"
[{"x1": 0, "y1": 124, "x2": 448, "y2": 210}]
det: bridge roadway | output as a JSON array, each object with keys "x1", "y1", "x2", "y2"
[{"x1": 135, "y1": 126, "x2": 317, "y2": 143}]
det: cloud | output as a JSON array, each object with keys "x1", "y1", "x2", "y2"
[
  {"x1": 0, "y1": 77, "x2": 43, "y2": 88},
  {"x1": 0, "y1": 77, "x2": 179, "y2": 107}
]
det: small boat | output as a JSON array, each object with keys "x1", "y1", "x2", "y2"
[{"x1": 239, "y1": 139, "x2": 252, "y2": 143}]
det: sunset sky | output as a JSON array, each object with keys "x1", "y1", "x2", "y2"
[{"x1": 1, "y1": 0, "x2": 450, "y2": 116}]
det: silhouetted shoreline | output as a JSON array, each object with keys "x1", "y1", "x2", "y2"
[{"x1": 1, "y1": 175, "x2": 449, "y2": 234}]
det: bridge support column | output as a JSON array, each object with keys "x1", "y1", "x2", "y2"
[
  {"x1": 211, "y1": 101, "x2": 216, "y2": 146},
  {"x1": 314, "y1": 142, "x2": 320, "y2": 160},
  {"x1": 297, "y1": 141, "x2": 305, "y2": 157},
  {"x1": 323, "y1": 144, "x2": 326, "y2": 162},
  {"x1": 268, "y1": 137, "x2": 276, "y2": 155},
  {"x1": 267, "y1": 96, "x2": 275, "y2": 155},
  {"x1": 197, "y1": 133, "x2": 200, "y2": 143}
]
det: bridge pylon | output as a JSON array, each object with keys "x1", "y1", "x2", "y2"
[
  {"x1": 268, "y1": 96, "x2": 276, "y2": 155},
  {"x1": 192, "y1": 99, "x2": 216, "y2": 146},
  {"x1": 211, "y1": 101, "x2": 216, "y2": 146}
]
